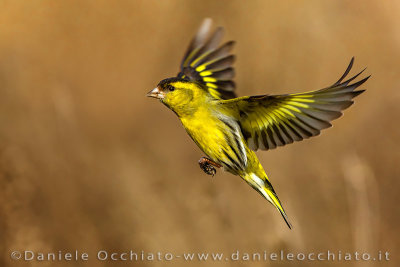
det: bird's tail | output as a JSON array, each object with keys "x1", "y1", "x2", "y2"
[{"x1": 243, "y1": 172, "x2": 292, "y2": 229}]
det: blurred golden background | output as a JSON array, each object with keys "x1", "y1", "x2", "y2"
[{"x1": 0, "y1": 0, "x2": 399, "y2": 266}]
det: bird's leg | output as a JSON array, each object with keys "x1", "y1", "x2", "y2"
[{"x1": 198, "y1": 157, "x2": 222, "y2": 177}]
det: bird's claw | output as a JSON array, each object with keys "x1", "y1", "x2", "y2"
[
  {"x1": 201, "y1": 163, "x2": 217, "y2": 176},
  {"x1": 198, "y1": 157, "x2": 221, "y2": 177}
]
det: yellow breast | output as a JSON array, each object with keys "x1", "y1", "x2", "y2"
[{"x1": 179, "y1": 107, "x2": 227, "y2": 162}]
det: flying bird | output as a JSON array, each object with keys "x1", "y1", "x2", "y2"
[{"x1": 147, "y1": 18, "x2": 369, "y2": 229}]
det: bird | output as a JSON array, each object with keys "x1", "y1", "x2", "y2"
[{"x1": 147, "y1": 18, "x2": 369, "y2": 229}]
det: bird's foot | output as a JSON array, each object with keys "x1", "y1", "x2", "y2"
[{"x1": 198, "y1": 157, "x2": 222, "y2": 177}]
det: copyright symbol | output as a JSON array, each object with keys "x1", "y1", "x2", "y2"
[{"x1": 11, "y1": 251, "x2": 22, "y2": 260}]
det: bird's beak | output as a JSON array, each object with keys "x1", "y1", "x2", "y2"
[{"x1": 146, "y1": 87, "x2": 165, "y2": 100}]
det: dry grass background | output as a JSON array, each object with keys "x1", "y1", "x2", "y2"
[{"x1": 0, "y1": 0, "x2": 399, "y2": 266}]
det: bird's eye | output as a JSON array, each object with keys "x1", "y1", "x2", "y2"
[{"x1": 168, "y1": 85, "x2": 175, "y2": 92}]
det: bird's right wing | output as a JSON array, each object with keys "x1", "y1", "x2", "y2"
[
  {"x1": 178, "y1": 18, "x2": 237, "y2": 100},
  {"x1": 220, "y1": 58, "x2": 369, "y2": 151}
]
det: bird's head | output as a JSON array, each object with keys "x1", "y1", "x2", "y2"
[{"x1": 147, "y1": 77, "x2": 209, "y2": 116}]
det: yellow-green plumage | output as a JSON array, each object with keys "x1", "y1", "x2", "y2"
[
  {"x1": 157, "y1": 79, "x2": 292, "y2": 227},
  {"x1": 147, "y1": 19, "x2": 368, "y2": 229}
]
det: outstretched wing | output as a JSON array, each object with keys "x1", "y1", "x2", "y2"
[
  {"x1": 221, "y1": 58, "x2": 369, "y2": 151},
  {"x1": 178, "y1": 18, "x2": 236, "y2": 100}
]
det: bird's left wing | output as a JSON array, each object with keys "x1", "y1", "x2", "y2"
[
  {"x1": 178, "y1": 18, "x2": 236, "y2": 99},
  {"x1": 220, "y1": 58, "x2": 369, "y2": 151}
]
